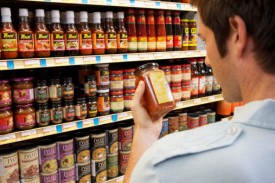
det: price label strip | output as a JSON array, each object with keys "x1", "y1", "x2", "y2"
[
  {"x1": 54, "y1": 58, "x2": 69, "y2": 66},
  {"x1": 43, "y1": 126, "x2": 57, "y2": 136},
  {"x1": 63, "y1": 122, "x2": 77, "y2": 132},
  {"x1": 21, "y1": 129, "x2": 37, "y2": 140},
  {"x1": 99, "y1": 116, "x2": 112, "y2": 125},
  {"x1": 117, "y1": 112, "x2": 129, "y2": 121},
  {"x1": 193, "y1": 98, "x2": 202, "y2": 104},
  {"x1": 83, "y1": 118, "x2": 94, "y2": 128},
  {"x1": 24, "y1": 59, "x2": 41, "y2": 68},
  {"x1": 0, "y1": 133, "x2": 16, "y2": 145},
  {"x1": 83, "y1": 56, "x2": 96, "y2": 64},
  {"x1": 0, "y1": 61, "x2": 8, "y2": 70}
]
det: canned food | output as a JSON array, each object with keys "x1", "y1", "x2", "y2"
[
  {"x1": 57, "y1": 139, "x2": 75, "y2": 168},
  {"x1": 76, "y1": 161, "x2": 91, "y2": 183},
  {"x1": 179, "y1": 113, "x2": 188, "y2": 131},
  {"x1": 58, "y1": 166, "x2": 76, "y2": 183},
  {"x1": 168, "y1": 116, "x2": 179, "y2": 133},
  {"x1": 159, "y1": 118, "x2": 168, "y2": 138},
  {"x1": 90, "y1": 133, "x2": 107, "y2": 161},
  {"x1": 0, "y1": 151, "x2": 19, "y2": 183},
  {"x1": 75, "y1": 135, "x2": 90, "y2": 163},
  {"x1": 107, "y1": 153, "x2": 119, "y2": 179},
  {"x1": 187, "y1": 113, "x2": 199, "y2": 129},
  {"x1": 119, "y1": 151, "x2": 130, "y2": 175},
  {"x1": 118, "y1": 126, "x2": 133, "y2": 151},
  {"x1": 40, "y1": 171, "x2": 58, "y2": 183},
  {"x1": 21, "y1": 175, "x2": 40, "y2": 183},
  {"x1": 38, "y1": 143, "x2": 58, "y2": 173},
  {"x1": 106, "y1": 128, "x2": 118, "y2": 154},
  {"x1": 91, "y1": 159, "x2": 107, "y2": 183},
  {"x1": 18, "y1": 147, "x2": 39, "y2": 178}
]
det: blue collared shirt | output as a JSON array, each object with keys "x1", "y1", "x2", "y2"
[{"x1": 130, "y1": 99, "x2": 275, "y2": 183}]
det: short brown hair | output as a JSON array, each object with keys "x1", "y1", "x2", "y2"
[{"x1": 191, "y1": 0, "x2": 275, "y2": 74}]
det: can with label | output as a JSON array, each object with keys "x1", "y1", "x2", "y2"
[
  {"x1": 75, "y1": 161, "x2": 91, "y2": 183},
  {"x1": 106, "y1": 128, "x2": 118, "y2": 154},
  {"x1": 118, "y1": 126, "x2": 133, "y2": 151},
  {"x1": 58, "y1": 166, "x2": 76, "y2": 183},
  {"x1": 21, "y1": 175, "x2": 40, "y2": 183},
  {"x1": 0, "y1": 151, "x2": 19, "y2": 183},
  {"x1": 92, "y1": 159, "x2": 107, "y2": 183},
  {"x1": 57, "y1": 139, "x2": 75, "y2": 168},
  {"x1": 168, "y1": 116, "x2": 179, "y2": 133},
  {"x1": 40, "y1": 171, "x2": 58, "y2": 183},
  {"x1": 179, "y1": 112, "x2": 188, "y2": 131},
  {"x1": 159, "y1": 118, "x2": 169, "y2": 138},
  {"x1": 107, "y1": 153, "x2": 119, "y2": 179},
  {"x1": 38, "y1": 143, "x2": 58, "y2": 173},
  {"x1": 18, "y1": 147, "x2": 39, "y2": 178},
  {"x1": 90, "y1": 133, "x2": 107, "y2": 161},
  {"x1": 119, "y1": 151, "x2": 130, "y2": 175},
  {"x1": 74, "y1": 135, "x2": 90, "y2": 163}
]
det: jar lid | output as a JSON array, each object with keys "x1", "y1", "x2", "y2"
[
  {"x1": 13, "y1": 77, "x2": 33, "y2": 82},
  {"x1": 159, "y1": 66, "x2": 170, "y2": 69},
  {"x1": 110, "y1": 91, "x2": 123, "y2": 95},
  {"x1": 63, "y1": 99, "x2": 74, "y2": 105},
  {"x1": 51, "y1": 101, "x2": 62, "y2": 107},
  {"x1": 124, "y1": 69, "x2": 135, "y2": 73},
  {"x1": 197, "y1": 58, "x2": 205, "y2": 63},
  {"x1": 95, "y1": 64, "x2": 109, "y2": 67},
  {"x1": 188, "y1": 113, "x2": 199, "y2": 118},
  {"x1": 204, "y1": 109, "x2": 214, "y2": 113},
  {"x1": 0, "y1": 107, "x2": 11, "y2": 111},
  {"x1": 189, "y1": 19, "x2": 196, "y2": 23},
  {"x1": 173, "y1": 11, "x2": 180, "y2": 16},
  {"x1": 36, "y1": 79, "x2": 47, "y2": 86},
  {"x1": 97, "y1": 89, "x2": 110, "y2": 93},
  {"x1": 189, "y1": 58, "x2": 197, "y2": 63},
  {"x1": 181, "y1": 19, "x2": 189, "y2": 22},
  {"x1": 88, "y1": 96, "x2": 97, "y2": 101},
  {"x1": 182, "y1": 63, "x2": 191, "y2": 67},
  {"x1": 171, "y1": 65, "x2": 181, "y2": 68},
  {"x1": 135, "y1": 63, "x2": 159, "y2": 76},
  {"x1": 50, "y1": 78, "x2": 60, "y2": 85},
  {"x1": 170, "y1": 83, "x2": 181, "y2": 87},
  {"x1": 76, "y1": 97, "x2": 86, "y2": 103},
  {"x1": 0, "y1": 79, "x2": 9, "y2": 84},
  {"x1": 16, "y1": 103, "x2": 33, "y2": 108},
  {"x1": 37, "y1": 103, "x2": 48, "y2": 109},
  {"x1": 117, "y1": 12, "x2": 124, "y2": 19},
  {"x1": 124, "y1": 90, "x2": 135, "y2": 94},
  {"x1": 198, "y1": 111, "x2": 207, "y2": 115},
  {"x1": 110, "y1": 70, "x2": 123, "y2": 74},
  {"x1": 156, "y1": 10, "x2": 164, "y2": 14},
  {"x1": 85, "y1": 75, "x2": 95, "y2": 82},
  {"x1": 182, "y1": 80, "x2": 191, "y2": 85}
]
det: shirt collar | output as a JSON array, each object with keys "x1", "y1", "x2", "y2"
[{"x1": 232, "y1": 99, "x2": 275, "y2": 130}]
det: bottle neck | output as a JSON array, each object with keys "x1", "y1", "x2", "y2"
[
  {"x1": 117, "y1": 19, "x2": 125, "y2": 29},
  {"x1": 52, "y1": 23, "x2": 62, "y2": 31},
  {"x1": 93, "y1": 23, "x2": 102, "y2": 30},
  {"x1": 79, "y1": 22, "x2": 89, "y2": 29},
  {"x1": 2, "y1": 22, "x2": 14, "y2": 30},
  {"x1": 106, "y1": 18, "x2": 114, "y2": 29}
]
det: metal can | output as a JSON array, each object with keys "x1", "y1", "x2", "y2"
[
  {"x1": 107, "y1": 153, "x2": 119, "y2": 179},
  {"x1": 40, "y1": 171, "x2": 58, "y2": 183},
  {"x1": 0, "y1": 151, "x2": 19, "y2": 183},
  {"x1": 58, "y1": 166, "x2": 76, "y2": 183},
  {"x1": 38, "y1": 143, "x2": 58, "y2": 173},
  {"x1": 76, "y1": 161, "x2": 91, "y2": 183},
  {"x1": 168, "y1": 116, "x2": 179, "y2": 133},
  {"x1": 74, "y1": 135, "x2": 90, "y2": 163},
  {"x1": 187, "y1": 113, "x2": 199, "y2": 129},
  {"x1": 159, "y1": 118, "x2": 169, "y2": 138},
  {"x1": 198, "y1": 111, "x2": 208, "y2": 126},
  {"x1": 90, "y1": 133, "x2": 107, "y2": 161},
  {"x1": 118, "y1": 126, "x2": 133, "y2": 151},
  {"x1": 119, "y1": 151, "x2": 130, "y2": 175},
  {"x1": 57, "y1": 139, "x2": 75, "y2": 168},
  {"x1": 21, "y1": 175, "x2": 40, "y2": 183},
  {"x1": 91, "y1": 159, "x2": 107, "y2": 183},
  {"x1": 18, "y1": 147, "x2": 39, "y2": 178},
  {"x1": 179, "y1": 112, "x2": 188, "y2": 131},
  {"x1": 106, "y1": 128, "x2": 118, "y2": 154}
]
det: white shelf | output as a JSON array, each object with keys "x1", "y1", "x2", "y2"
[
  {"x1": 20, "y1": 0, "x2": 197, "y2": 11},
  {"x1": 0, "y1": 50, "x2": 206, "y2": 71},
  {"x1": 0, "y1": 94, "x2": 222, "y2": 146}
]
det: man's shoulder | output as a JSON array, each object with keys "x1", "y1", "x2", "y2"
[{"x1": 148, "y1": 121, "x2": 243, "y2": 166}]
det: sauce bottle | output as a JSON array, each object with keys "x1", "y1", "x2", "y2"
[
  {"x1": 205, "y1": 64, "x2": 213, "y2": 96},
  {"x1": 79, "y1": 11, "x2": 92, "y2": 55},
  {"x1": 91, "y1": 12, "x2": 105, "y2": 55},
  {"x1": 18, "y1": 8, "x2": 35, "y2": 58},
  {"x1": 155, "y1": 10, "x2": 166, "y2": 52},
  {"x1": 126, "y1": 9, "x2": 137, "y2": 53},
  {"x1": 197, "y1": 58, "x2": 206, "y2": 97},
  {"x1": 1, "y1": 7, "x2": 18, "y2": 59},
  {"x1": 146, "y1": 10, "x2": 156, "y2": 52},
  {"x1": 105, "y1": 11, "x2": 117, "y2": 54},
  {"x1": 190, "y1": 59, "x2": 199, "y2": 99},
  {"x1": 181, "y1": 19, "x2": 189, "y2": 51},
  {"x1": 165, "y1": 11, "x2": 173, "y2": 51},
  {"x1": 172, "y1": 11, "x2": 182, "y2": 51},
  {"x1": 116, "y1": 12, "x2": 128, "y2": 53},
  {"x1": 65, "y1": 11, "x2": 79, "y2": 56},
  {"x1": 50, "y1": 10, "x2": 65, "y2": 57},
  {"x1": 136, "y1": 9, "x2": 147, "y2": 53},
  {"x1": 189, "y1": 19, "x2": 197, "y2": 50},
  {"x1": 34, "y1": 9, "x2": 51, "y2": 58}
]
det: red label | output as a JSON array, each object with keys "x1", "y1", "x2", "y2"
[
  {"x1": 137, "y1": 16, "x2": 146, "y2": 24},
  {"x1": 166, "y1": 35, "x2": 173, "y2": 48},
  {"x1": 173, "y1": 17, "x2": 181, "y2": 25},
  {"x1": 13, "y1": 89, "x2": 34, "y2": 102},
  {"x1": 146, "y1": 16, "x2": 155, "y2": 24},
  {"x1": 0, "y1": 91, "x2": 12, "y2": 105},
  {"x1": 165, "y1": 17, "x2": 172, "y2": 24},
  {"x1": 173, "y1": 35, "x2": 182, "y2": 49},
  {"x1": 187, "y1": 116, "x2": 199, "y2": 129},
  {"x1": 156, "y1": 16, "x2": 165, "y2": 25},
  {"x1": 0, "y1": 116, "x2": 13, "y2": 131},
  {"x1": 127, "y1": 16, "x2": 135, "y2": 24},
  {"x1": 15, "y1": 113, "x2": 35, "y2": 127},
  {"x1": 199, "y1": 115, "x2": 208, "y2": 126}
]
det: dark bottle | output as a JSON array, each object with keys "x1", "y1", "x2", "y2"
[
  {"x1": 190, "y1": 59, "x2": 199, "y2": 99},
  {"x1": 165, "y1": 11, "x2": 173, "y2": 51},
  {"x1": 172, "y1": 11, "x2": 182, "y2": 51},
  {"x1": 205, "y1": 64, "x2": 213, "y2": 96},
  {"x1": 197, "y1": 58, "x2": 206, "y2": 97},
  {"x1": 105, "y1": 11, "x2": 117, "y2": 54},
  {"x1": 65, "y1": 11, "x2": 79, "y2": 56},
  {"x1": 116, "y1": 12, "x2": 128, "y2": 53}
]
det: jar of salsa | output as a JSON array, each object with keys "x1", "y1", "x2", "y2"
[
  {"x1": 84, "y1": 75, "x2": 97, "y2": 97},
  {"x1": 50, "y1": 101, "x2": 63, "y2": 124},
  {"x1": 182, "y1": 81, "x2": 191, "y2": 101},
  {"x1": 97, "y1": 89, "x2": 110, "y2": 116},
  {"x1": 15, "y1": 103, "x2": 36, "y2": 130},
  {"x1": 135, "y1": 63, "x2": 175, "y2": 120},
  {"x1": 110, "y1": 70, "x2": 123, "y2": 91},
  {"x1": 1, "y1": 7, "x2": 18, "y2": 59},
  {"x1": 123, "y1": 69, "x2": 135, "y2": 90},
  {"x1": 0, "y1": 80, "x2": 12, "y2": 107},
  {"x1": 171, "y1": 65, "x2": 182, "y2": 83},
  {"x1": 75, "y1": 97, "x2": 87, "y2": 120},
  {"x1": 62, "y1": 99, "x2": 75, "y2": 122},
  {"x1": 0, "y1": 107, "x2": 13, "y2": 134},
  {"x1": 124, "y1": 89, "x2": 135, "y2": 111},
  {"x1": 34, "y1": 79, "x2": 49, "y2": 103},
  {"x1": 12, "y1": 77, "x2": 34, "y2": 105},
  {"x1": 62, "y1": 77, "x2": 74, "y2": 100},
  {"x1": 36, "y1": 103, "x2": 50, "y2": 127},
  {"x1": 87, "y1": 96, "x2": 97, "y2": 118},
  {"x1": 170, "y1": 83, "x2": 181, "y2": 102},
  {"x1": 95, "y1": 64, "x2": 109, "y2": 90},
  {"x1": 49, "y1": 78, "x2": 62, "y2": 102},
  {"x1": 110, "y1": 91, "x2": 124, "y2": 113}
]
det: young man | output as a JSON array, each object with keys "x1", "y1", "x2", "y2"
[{"x1": 124, "y1": 0, "x2": 275, "y2": 182}]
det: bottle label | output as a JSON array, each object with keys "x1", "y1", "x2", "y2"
[
  {"x1": 128, "y1": 36, "x2": 137, "y2": 51},
  {"x1": 50, "y1": 109, "x2": 63, "y2": 122},
  {"x1": 147, "y1": 37, "x2": 156, "y2": 51},
  {"x1": 146, "y1": 16, "x2": 155, "y2": 24},
  {"x1": 127, "y1": 16, "x2": 135, "y2": 24},
  {"x1": 84, "y1": 83, "x2": 96, "y2": 94},
  {"x1": 182, "y1": 28, "x2": 189, "y2": 47},
  {"x1": 36, "y1": 111, "x2": 50, "y2": 124},
  {"x1": 35, "y1": 33, "x2": 50, "y2": 51},
  {"x1": 173, "y1": 35, "x2": 182, "y2": 49},
  {"x1": 35, "y1": 87, "x2": 48, "y2": 100},
  {"x1": 191, "y1": 77, "x2": 199, "y2": 96},
  {"x1": 166, "y1": 35, "x2": 173, "y2": 49},
  {"x1": 2, "y1": 32, "x2": 18, "y2": 52},
  {"x1": 0, "y1": 91, "x2": 12, "y2": 105},
  {"x1": 49, "y1": 86, "x2": 62, "y2": 99},
  {"x1": 15, "y1": 114, "x2": 35, "y2": 127},
  {"x1": 93, "y1": 33, "x2": 105, "y2": 50},
  {"x1": 156, "y1": 16, "x2": 165, "y2": 25},
  {"x1": 80, "y1": 33, "x2": 92, "y2": 50},
  {"x1": 13, "y1": 89, "x2": 34, "y2": 102},
  {"x1": 51, "y1": 33, "x2": 65, "y2": 51},
  {"x1": 173, "y1": 17, "x2": 181, "y2": 25},
  {"x1": 165, "y1": 17, "x2": 172, "y2": 24},
  {"x1": 63, "y1": 106, "x2": 75, "y2": 118},
  {"x1": 105, "y1": 33, "x2": 117, "y2": 49},
  {"x1": 198, "y1": 76, "x2": 206, "y2": 95},
  {"x1": 189, "y1": 28, "x2": 197, "y2": 47},
  {"x1": 149, "y1": 71, "x2": 174, "y2": 104},
  {"x1": 18, "y1": 33, "x2": 34, "y2": 52},
  {"x1": 66, "y1": 33, "x2": 79, "y2": 50},
  {"x1": 96, "y1": 69, "x2": 110, "y2": 86},
  {"x1": 137, "y1": 37, "x2": 147, "y2": 51},
  {"x1": 0, "y1": 117, "x2": 13, "y2": 131},
  {"x1": 97, "y1": 96, "x2": 110, "y2": 112},
  {"x1": 117, "y1": 33, "x2": 128, "y2": 49},
  {"x1": 206, "y1": 75, "x2": 213, "y2": 93},
  {"x1": 157, "y1": 36, "x2": 166, "y2": 50}
]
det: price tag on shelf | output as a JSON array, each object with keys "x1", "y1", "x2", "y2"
[
  {"x1": 83, "y1": 56, "x2": 96, "y2": 63},
  {"x1": 116, "y1": 176, "x2": 124, "y2": 183},
  {"x1": 167, "y1": 2, "x2": 177, "y2": 9},
  {"x1": 43, "y1": 126, "x2": 57, "y2": 136},
  {"x1": 118, "y1": 0, "x2": 130, "y2": 5},
  {"x1": 24, "y1": 59, "x2": 40, "y2": 68},
  {"x1": 153, "y1": 52, "x2": 164, "y2": 59},
  {"x1": 193, "y1": 98, "x2": 202, "y2": 104},
  {"x1": 185, "y1": 51, "x2": 194, "y2": 56},
  {"x1": 99, "y1": 116, "x2": 112, "y2": 124},
  {"x1": 184, "y1": 3, "x2": 192, "y2": 9},
  {"x1": 118, "y1": 112, "x2": 129, "y2": 120},
  {"x1": 83, "y1": 119, "x2": 94, "y2": 128},
  {"x1": 208, "y1": 96, "x2": 215, "y2": 101},
  {"x1": 145, "y1": 1, "x2": 155, "y2": 8},
  {"x1": 138, "y1": 53, "x2": 150, "y2": 59},
  {"x1": 0, "y1": 133, "x2": 16, "y2": 145},
  {"x1": 63, "y1": 122, "x2": 77, "y2": 132},
  {"x1": 62, "y1": 0, "x2": 77, "y2": 3},
  {"x1": 176, "y1": 102, "x2": 183, "y2": 108},
  {"x1": 135, "y1": 1, "x2": 145, "y2": 7},
  {"x1": 0, "y1": 61, "x2": 8, "y2": 70},
  {"x1": 111, "y1": 55, "x2": 123, "y2": 62},
  {"x1": 199, "y1": 50, "x2": 207, "y2": 56},
  {"x1": 100, "y1": 55, "x2": 112, "y2": 63},
  {"x1": 170, "y1": 51, "x2": 180, "y2": 57},
  {"x1": 21, "y1": 129, "x2": 37, "y2": 140},
  {"x1": 127, "y1": 54, "x2": 139, "y2": 61},
  {"x1": 54, "y1": 58, "x2": 69, "y2": 66}
]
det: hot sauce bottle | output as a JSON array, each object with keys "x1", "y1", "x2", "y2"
[
  {"x1": 172, "y1": 11, "x2": 182, "y2": 51},
  {"x1": 1, "y1": 7, "x2": 18, "y2": 59},
  {"x1": 65, "y1": 11, "x2": 79, "y2": 56},
  {"x1": 105, "y1": 11, "x2": 117, "y2": 54},
  {"x1": 116, "y1": 12, "x2": 128, "y2": 53},
  {"x1": 146, "y1": 10, "x2": 156, "y2": 52},
  {"x1": 136, "y1": 9, "x2": 147, "y2": 53},
  {"x1": 34, "y1": 9, "x2": 51, "y2": 58},
  {"x1": 126, "y1": 9, "x2": 137, "y2": 53},
  {"x1": 91, "y1": 12, "x2": 105, "y2": 55},
  {"x1": 155, "y1": 10, "x2": 166, "y2": 52},
  {"x1": 50, "y1": 10, "x2": 65, "y2": 57},
  {"x1": 79, "y1": 11, "x2": 92, "y2": 55},
  {"x1": 18, "y1": 8, "x2": 35, "y2": 58},
  {"x1": 165, "y1": 11, "x2": 173, "y2": 51}
]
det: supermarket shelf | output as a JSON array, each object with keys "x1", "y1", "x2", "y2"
[
  {"x1": 221, "y1": 116, "x2": 233, "y2": 122},
  {"x1": 0, "y1": 50, "x2": 206, "y2": 71},
  {"x1": 20, "y1": 0, "x2": 197, "y2": 11},
  {"x1": 0, "y1": 94, "x2": 222, "y2": 146},
  {"x1": 103, "y1": 176, "x2": 124, "y2": 183}
]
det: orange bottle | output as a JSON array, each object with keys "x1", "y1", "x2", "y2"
[{"x1": 79, "y1": 11, "x2": 92, "y2": 55}]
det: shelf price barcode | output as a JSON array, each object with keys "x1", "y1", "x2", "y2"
[
  {"x1": 21, "y1": 129, "x2": 37, "y2": 140},
  {"x1": 63, "y1": 122, "x2": 77, "y2": 132},
  {"x1": 0, "y1": 133, "x2": 16, "y2": 145}
]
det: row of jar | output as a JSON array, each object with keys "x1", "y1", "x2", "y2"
[{"x1": 0, "y1": 124, "x2": 134, "y2": 183}]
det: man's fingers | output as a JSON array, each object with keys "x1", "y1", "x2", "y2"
[{"x1": 132, "y1": 80, "x2": 145, "y2": 107}]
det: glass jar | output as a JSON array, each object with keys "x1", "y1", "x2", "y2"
[
  {"x1": 62, "y1": 99, "x2": 75, "y2": 122},
  {"x1": 87, "y1": 96, "x2": 97, "y2": 118},
  {"x1": 182, "y1": 81, "x2": 191, "y2": 101},
  {"x1": 110, "y1": 70, "x2": 123, "y2": 91},
  {"x1": 62, "y1": 77, "x2": 74, "y2": 100},
  {"x1": 34, "y1": 79, "x2": 49, "y2": 103},
  {"x1": 170, "y1": 65, "x2": 182, "y2": 83},
  {"x1": 123, "y1": 69, "x2": 136, "y2": 90},
  {"x1": 110, "y1": 91, "x2": 124, "y2": 113},
  {"x1": 182, "y1": 63, "x2": 191, "y2": 82},
  {"x1": 95, "y1": 64, "x2": 110, "y2": 90},
  {"x1": 75, "y1": 97, "x2": 87, "y2": 120},
  {"x1": 50, "y1": 101, "x2": 63, "y2": 124},
  {"x1": 84, "y1": 75, "x2": 97, "y2": 97},
  {"x1": 15, "y1": 103, "x2": 36, "y2": 130},
  {"x1": 124, "y1": 89, "x2": 135, "y2": 111},
  {"x1": 159, "y1": 66, "x2": 171, "y2": 84},
  {"x1": 0, "y1": 80, "x2": 12, "y2": 107},
  {"x1": 187, "y1": 113, "x2": 199, "y2": 129},
  {"x1": 97, "y1": 89, "x2": 110, "y2": 116},
  {"x1": 170, "y1": 83, "x2": 181, "y2": 102},
  {"x1": 49, "y1": 79, "x2": 62, "y2": 101},
  {"x1": 36, "y1": 103, "x2": 50, "y2": 127},
  {"x1": 0, "y1": 107, "x2": 13, "y2": 134},
  {"x1": 135, "y1": 63, "x2": 176, "y2": 120},
  {"x1": 12, "y1": 77, "x2": 34, "y2": 105}
]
